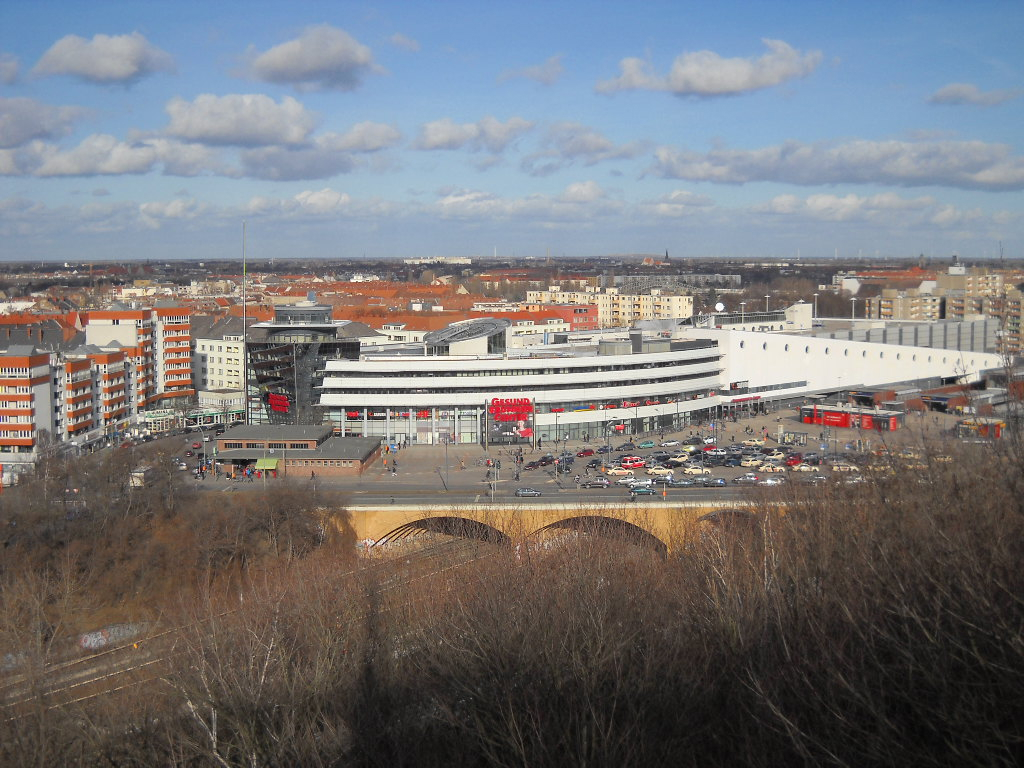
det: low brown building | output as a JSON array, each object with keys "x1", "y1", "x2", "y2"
[{"x1": 214, "y1": 425, "x2": 381, "y2": 479}]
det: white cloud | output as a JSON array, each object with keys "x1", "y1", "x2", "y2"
[
  {"x1": 417, "y1": 116, "x2": 534, "y2": 153},
  {"x1": 250, "y1": 24, "x2": 377, "y2": 91},
  {"x1": 928, "y1": 82, "x2": 1021, "y2": 107},
  {"x1": 0, "y1": 53, "x2": 18, "y2": 84},
  {"x1": 434, "y1": 183, "x2": 623, "y2": 223},
  {"x1": 139, "y1": 197, "x2": 202, "y2": 228},
  {"x1": 165, "y1": 94, "x2": 317, "y2": 146},
  {"x1": 295, "y1": 187, "x2": 352, "y2": 213},
  {"x1": 522, "y1": 122, "x2": 647, "y2": 176},
  {"x1": 750, "y1": 191, "x2": 982, "y2": 227},
  {"x1": 561, "y1": 180, "x2": 605, "y2": 203},
  {"x1": 652, "y1": 138, "x2": 1024, "y2": 190},
  {"x1": 498, "y1": 54, "x2": 564, "y2": 85},
  {"x1": 598, "y1": 38, "x2": 821, "y2": 96},
  {"x1": 388, "y1": 33, "x2": 420, "y2": 52},
  {"x1": 24, "y1": 134, "x2": 224, "y2": 177},
  {"x1": 0, "y1": 98, "x2": 87, "y2": 148},
  {"x1": 35, "y1": 134, "x2": 156, "y2": 176},
  {"x1": 319, "y1": 121, "x2": 402, "y2": 152},
  {"x1": 646, "y1": 189, "x2": 715, "y2": 218},
  {"x1": 240, "y1": 123, "x2": 401, "y2": 180},
  {"x1": 32, "y1": 32, "x2": 173, "y2": 84}
]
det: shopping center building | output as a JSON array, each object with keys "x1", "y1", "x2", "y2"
[{"x1": 248, "y1": 313, "x2": 1002, "y2": 448}]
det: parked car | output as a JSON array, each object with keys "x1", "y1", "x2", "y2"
[
  {"x1": 722, "y1": 457, "x2": 743, "y2": 467},
  {"x1": 605, "y1": 467, "x2": 634, "y2": 476},
  {"x1": 637, "y1": 440, "x2": 656, "y2": 449},
  {"x1": 524, "y1": 460, "x2": 542, "y2": 470},
  {"x1": 705, "y1": 448, "x2": 728, "y2": 457},
  {"x1": 740, "y1": 456, "x2": 763, "y2": 468},
  {"x1": 660, "y1": 439, "x2": 681, "y2": 447},
  {"x1": 784, "y1": 453, "x2": 804, "y2": 466},
  {"x1": 586, "y1": 458, "x2": 604, "y2": 469},
  {"x1": 615, "y1": 442, "x2": 636, "y2": 451},
  {"x1": 757, "y1": 477, "x2": 785, "y2": 486},
  {"x1": 617, "y1": 475, "x2": 641, "y2": 485},
  {"x1": 191, "y1": 442, "x2": 201, "y2": 449},
  {"x1": 683, "y1": 436, "x2": 704, "y2": 445},
  {"x1": 646, "y1": 466, "x2": 675, "y2": 476},
  {"x1": 732, "y1": 473, "x2": 760, "y2": 485},
  {"x1": 698, "y1": 477, "x2": 727, "y2": 487},
  {"x1": 627, "y1": 478, "x2": 655, "y2": 488},
  {"x1": 831, "y1": 462, "x2": 860, "y2": 472},
  {"x1": 789, "y1": 462, "x2": 817, "y2": 472},
  {"x1": 514, "y1": 487, "x2": 542, "y2": 497},
  {"x1": 576, "y1": 448, "x2": 596, "y2": 457},
  {"x1": 667, "y1": 478, "x2": 697, "y2": 487},
  {"x1": 596, "y1": 445, "x2": 612, "y2": 454},
  {"x1": 629, "y1": 486, "x2": 656, "y2": 497},
  {"x1": 581, "y1": 477, "x2": 610, "y2": 489},
  {"x1": 681, "y1": 466, "x2": 711, "y2": 475},
  {"x1": 759, "y1": 463, "x2": 786, "y2": 473},
  {"x1": 621, "y1": 459, "x2": 646, "y2": 469},
  {"x1": 742, "y1": 438, "x2": 766, "y2": 446}
]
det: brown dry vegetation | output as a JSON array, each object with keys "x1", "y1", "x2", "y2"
[{"x1": 1, "y1": 435, "x2": 1023, "y2": 767}]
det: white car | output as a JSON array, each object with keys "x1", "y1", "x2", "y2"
[
  {"x1": 681, "y1": 466, "x2": 711, "y2": 475},
  {"x1": 605, "y1": 466, "x2": 634, "y2": 476},
  {"x1": 646, "y1": 466, "x2": 675, "y2": 476},
  {"x1": 660, "y1": 439, "x2": 680, "y2": 447},
  {"x1": 627, "y1": 478, "x2": 655, "y2": 488},
  {"x1": 759, "y1": 463, "x2": 786, "y2": 473},
  {"x1": 831, "y1": 462, "x2": 860, "y2": 472},
  {"x1": 742, "y1": 438, "x2": 766, "y2": 446},
  {"x1": 617, "y1": 475, "x2": 641, "y2": 485},
  {"x1": 789, "y1": 462, "x2": 817, "y2": 472}
]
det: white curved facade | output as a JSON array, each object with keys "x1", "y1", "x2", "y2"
[
  {"x1": 312, "y1": 327, "x2": 1002, "y2": 446},
  {"x1": 319, "y1": 342, "x2": 724, "y2": 444}
]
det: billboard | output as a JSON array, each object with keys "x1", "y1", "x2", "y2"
[{"x1": 486, "y1": 397, "x2": 535, "y2": 444}]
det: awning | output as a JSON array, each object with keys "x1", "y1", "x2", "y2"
[{"x1": 254, "y1": 458, "x2": 279, "y2": 469}]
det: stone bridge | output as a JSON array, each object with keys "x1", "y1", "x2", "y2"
[{"x1": 340, "y1": 501, "x2": 754, "y2": 555}]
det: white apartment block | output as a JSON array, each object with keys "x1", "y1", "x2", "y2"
[{"x1": 525, "y1": 287, "x2": 693, "y2": 326}]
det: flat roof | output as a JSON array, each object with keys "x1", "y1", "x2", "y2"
[
  {"x1": 220, "y1": 424, "x2": 333, "y2": 441},
  {"x1": 216, "y1": 436, "x2": 381, "y2": 462}
]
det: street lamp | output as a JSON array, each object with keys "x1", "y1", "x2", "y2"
[
  {"x1": 740, "y1": 302, "x2": 746, "y2": 324},
  {"x1": 851, "y1": 297, "x2": 857, "y2": 320},
  {"x1": 765, "y1": 294, "x2": 770, "y2": 312},
  {"x1": 813, "y1": 293, "x2": 818, "y2": 321}
]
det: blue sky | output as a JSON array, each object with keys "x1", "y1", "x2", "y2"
[{"x1": 1, "y1": 0, "x2": 1022, "y2": 262}]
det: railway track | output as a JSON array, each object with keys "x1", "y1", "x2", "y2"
[{"x1": 1, "y1": 536, "x2": 499, "y2": 719}]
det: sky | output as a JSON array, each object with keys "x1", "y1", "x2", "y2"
[{"x1": 1, "y1": 0, "x2": 1023, "y2": 263}]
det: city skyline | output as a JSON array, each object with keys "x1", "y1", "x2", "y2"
[{"x1": 1, "y1": 0, "x2": 1022, "y2": 262}]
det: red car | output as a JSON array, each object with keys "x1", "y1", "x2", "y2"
[
  {"x1": 621, "y1": 459, "x2": 647, "y2": 469},
  {"x1": 576, "y1": 448, "x2": 595, "y2": 457},
  {"x1": 191, "y1": 441, "x2": 201, "y2": 449},
  {"x1": 701, "y1": 444, "x2": 717, "y2": 452},
  {"x1": 785, "y1": 453, "x2": 804, "y2": 466}
]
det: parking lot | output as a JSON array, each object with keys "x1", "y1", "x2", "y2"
[{"x1": 165, "y1": 407, "x2": 974, "y2": 504}]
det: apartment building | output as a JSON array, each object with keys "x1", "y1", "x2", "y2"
[
  {"x1": 84, "y1": 306, "x2": 194, "y2": 409},
  {"x1": 525, "y1": 287, "x2": 693, "y2": 326},
  {"x1": 192, "y1": 317, "x2": 246, "y2": 392},
  {"x1": 0, "y1": 348, "x2": 55, "y2": 465},
  {"x1": 866, "y1": 288, "x2": 943, "y2": 321}
]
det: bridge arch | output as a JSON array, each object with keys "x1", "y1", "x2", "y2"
[
  {"x1": 377, "y1": 515, "x2": 511, "y2": 546},
  {"x1": 530, "y1": 515, "x2": 667, "y2": 557}
]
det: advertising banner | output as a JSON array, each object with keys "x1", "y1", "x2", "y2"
[{"x1": 486, "y1": 398, "x2": 535, "y2": 444}]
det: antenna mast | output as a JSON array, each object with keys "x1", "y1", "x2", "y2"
[{"x1": 241, "y1": 221, "x2": 248, "y2": 424}]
